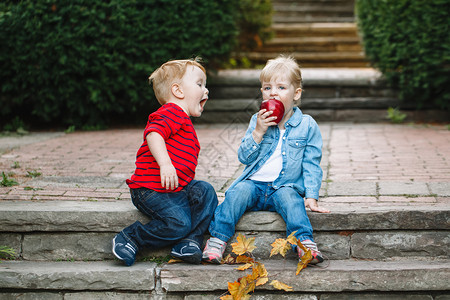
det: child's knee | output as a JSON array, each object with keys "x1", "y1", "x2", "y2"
[
  {"x1": 164, "y1": 215, "x2": 191, "y2": 239},
  {"x1": 273, "y1": 186, "x2": 304, "y2": 207}
]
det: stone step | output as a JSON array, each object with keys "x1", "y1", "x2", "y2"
[
  {"x1": 258, "y1": 36, "x2": 363, "y2": 53},
  {"x1": 202, "y1": 68, "x2": 450, "y2": 123},
  {"x1": 272, "y1": 23, "x2": 359, "y2": 38},
  {"x1": 272, "y1": 2, "x2": 355, "y2": 23},
  {"x1": 244, "y1": 52, "x2": 368, "y2": 67},
  {"x1": 1, "y1": 259, "x2": 449, "y2": 298},
  {"x1": 1, "y1": 200, "x2": 449, "y2": 262}
]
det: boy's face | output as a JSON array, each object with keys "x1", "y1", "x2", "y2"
[
  {"x1": 261, "y1": 75, "x2": 301, "y2": 113},
  {"x1": 178, "y1": 66, "x2": 209, "y2": 117}
]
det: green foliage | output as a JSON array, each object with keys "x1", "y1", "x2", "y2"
[
  {"x1": 386, "y1": 107, "x2": 407, "y2": 124},
  {"x1": 0, "y1": 246, "x2": 16, "y2": 260},
  {"x1": 26, "y1": 170, "x2": 42, "y2": 178},
  {"x1": 355, "y1": 0, "x2": 450, "y2": 110},
  {"x1": 1, "y1": 172, "x2": 19, "y2": 187},
  {"x1": 0, "y1": 0, "x2": 239, "y2": 129},
  {"x1": 236, "y1": 0, "x2": 274, "y2": 51}
]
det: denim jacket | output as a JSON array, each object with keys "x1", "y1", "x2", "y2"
[{"x1": 228, "y1": 107, "x2": 323, "y2": 200}]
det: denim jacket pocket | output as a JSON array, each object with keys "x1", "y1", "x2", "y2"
[{"x1": 288, "y1": 138, "x2": 307, "y2": 161}]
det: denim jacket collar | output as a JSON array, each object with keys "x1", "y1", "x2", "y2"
[{"x1": 285, "y1": 107, "x2": 303, "y2": 128}]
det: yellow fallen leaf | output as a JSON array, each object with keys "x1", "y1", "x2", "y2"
[
  {"x1": 231, "y1": 233, "x2": 257, "y2": 256},
  {"x1": 235, "y1": 275, "x2": 256, "y2": 298},
  {"x1": 270, "y1": 238, "x2": 290, "y2": 257},
  {"x1": 296, "y1": 243, "x2": 312, "y2": 275},
  {"x1": 270, "y1": 280, "x2": 293, "y2": 291},
  {"x1": 167, "y1": 258, "x2": 182, "y2": 264},
  {"x1": 256, "y1": 276, "x2": 269, "y2": 287},
  {"x1": 236, "y1": 255, "x2": 254, "y2": 264},
  {"x1": 287, "y1": 231, "x2": 298, "y2": 245},
  {"x1": 236, "y1": 263, "x2": 253, "y2": 271}
]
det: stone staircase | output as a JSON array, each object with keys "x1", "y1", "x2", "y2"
[
  {"x1": 241, "y1": 0, "x2": 369, "y2": 68},
  {"x1": 201, "y1": 69, "x2": 449, "y2": 124},
  {"x1": 1, "y1": 198, "x2": 449, "y2": 299}
]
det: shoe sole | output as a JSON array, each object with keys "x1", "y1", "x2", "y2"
[
  {"x1": 201, "y1": 256, "x2": 222, "y2": 264},
  {"x1": 171, "y1": 250, "x2": 202, "y2": 264}
]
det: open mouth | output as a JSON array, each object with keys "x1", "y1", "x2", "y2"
[{"x1": 200, "y1": 98, "x2": 208, "y2": 110}]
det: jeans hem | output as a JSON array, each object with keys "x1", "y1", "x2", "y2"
[
  {"x1": 209, "y1": 231, "x2": 230, "y2": 243},
  {"x1": 120, "y1": 231, "x2": 139, "y2": 251}
]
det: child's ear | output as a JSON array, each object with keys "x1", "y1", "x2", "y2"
[
  {"x1": 171, "y1": 83, "x2": 184, "y2": 99},
  {"x1": 294, "y1": 88, "x2": 302, "y2": 101}
]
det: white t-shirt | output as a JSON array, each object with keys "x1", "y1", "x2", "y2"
[{"x1": 249, "y1": 130, "x2": 285, "y2": 182}]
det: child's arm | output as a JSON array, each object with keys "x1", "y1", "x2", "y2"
[
  {"x1": 146, "y1": 132, "x2": 178, "y2": 190},
  {"x1": 305, "y1": 198, "x2": 330, "y2": 213}
]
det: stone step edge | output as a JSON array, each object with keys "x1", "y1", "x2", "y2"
[
  {"x1": 272, "y1": 22, "x2": 357, "y2": 30},
  {"x1": 1, "y1": 200, "x2": 448, "y2": 232},
  {"x1": 208, "y1": 68, "x2": 384, "y2": 87},
  {"x1": 1, "y1": 259, "x2": 449, "y2": 293},
  {"x1": 205, "y1": 98, "x2": 403, "y2": 111}
]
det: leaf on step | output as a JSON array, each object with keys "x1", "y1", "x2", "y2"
[
  {"x1": 227, "y1": 280, "x2": 241, "y2": 296},
  {"x1": 270, "y1": 280, "x2": 293, "y2": 292},
  {"x1": 222, "y1": 254, "x2": 234, "y2": 264},
  {"x1": 231, "y1": 233, "x2": 257, "y2": 256},
  {"x1": 223, "y1": 254, "x2": 254, "y2": 265},
  {"x1": 236, "y1": 255, "x2": 254, "y2": 264},
  {"x1": 296, "y1": 241, "x2": 312, "y2": 275},
  {"x1": 270, "y1": 231, "x2": 298, "y2": 257},
  {"x1": 167, "y1": 258, "x2": 182, "y2": 264},
  {"x1": 228, "y1": 275, "x2": 255, "y2": 299},
  {"x1": 219, "y1": 295, "x2": 233, "y2": 300},
  {"x1": 236, "y1": 263, "x2": 253, "y2": 271},
  {"x1": 287, "y1": 231, "x2": 298, "y2": 245},
  {"x1": 252, "y1": 262, "x2": 268, "y2": 286},
  {"x1": 270, "y1": 238, "x2": 290, "y2": 257}
]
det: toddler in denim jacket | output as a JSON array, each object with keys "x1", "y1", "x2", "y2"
[{"x1": 203, "y1": 55, "x2": 330, "y2": 264}]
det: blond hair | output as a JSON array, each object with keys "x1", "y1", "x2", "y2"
[
  {"x1": 149, "y1": 57, "x2": 206, "y2": 105},
  {"x1": 260, "y1": 55, "x2": 303, "y2": 105}
]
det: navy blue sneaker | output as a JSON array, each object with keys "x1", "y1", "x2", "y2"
[
  {"x1": 112, "y1": 233, "x2": 137, "y2": 266},
  {"x1": 171, "y1": 240, "x2": 202, "y2": 264}
]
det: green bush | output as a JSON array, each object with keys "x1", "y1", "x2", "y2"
[
  {"x1": 355, "y1": 0, "x2": 450, "y2": 110},
  {"x1": 236, "y1": 0, "x2": 273, "y2": 52},
  {"x1": 0, "y1": 0, "x2": 239, "y2": 129}
]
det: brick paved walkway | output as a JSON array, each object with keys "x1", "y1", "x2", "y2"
[{"x1": 1, "y1": 123, "x2": 449, "y2": 209}]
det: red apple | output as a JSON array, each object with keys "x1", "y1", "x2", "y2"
[{"x1": 260, "y1": 99, "x2": 285, "y2": 124}]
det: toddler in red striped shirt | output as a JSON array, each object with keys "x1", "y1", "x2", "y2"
[{"x1": 112, "y1": 58, "x2": 218, "y2": 266}]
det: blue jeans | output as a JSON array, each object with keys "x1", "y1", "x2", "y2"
[
  {"x1": 121, "y1": 180, "x2": 218, "y2": 250},
  {"x1": 209, "y1": 180, "x2": 314, "y2": 243}
]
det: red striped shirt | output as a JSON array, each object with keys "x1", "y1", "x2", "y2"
[{"x1": 126, "y1": 103, "x2": 200, "y2": 192}]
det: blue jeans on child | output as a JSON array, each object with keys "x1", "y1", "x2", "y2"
[
  {"x1": 120, "y1": 180, "x2": 218, "y2": 250},
  {"x1": 208, "y1": 180, "x2": 314, "y2": 243}
]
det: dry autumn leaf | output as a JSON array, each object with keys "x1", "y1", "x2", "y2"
[
  {"x1": 223, "y1": 254, "x2": 255, "y2": 265},
  {"x1": 236, "y1": 263, "x2": 253, "y2": 271},
  {"x1": 296, "y1": 240, "x2": 313, "y2": 275},
  {"x1": 233, "y1": 275, "x2": 256, "y2": 299},
  {"x1": 231, "y1": 233, "x2": 257, "y2": 256},
  {"x1": 236, "y1": 255, "x2": 255, "y2": 264},
  {"x1": 167, "y1": 258, "x2": 183, "y2": 264},
  {"x1": 287, "y1": 231, "x2": 298, "y2": 245},
  {"x1": 270, "y1": 280, "x2": 293, "y2": 292},
  {"x1": 270, "y1": 231, "x2": 299, "y2": 257},
  {"x1": 270, "y1": 238, "x2": 290, "y2": 257},
  {"x1": 252, "y1": 262, "x2": 269, "y2": 286}
]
